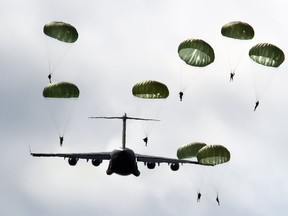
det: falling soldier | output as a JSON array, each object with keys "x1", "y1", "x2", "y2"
[
  {"x1": 48, "y1": 73, "x2": 52, "y2": 83},
  {"x1": 143, "y1": 137, "x2": 148, "y2": 146},
  {"x1": 254, "y1": 100, "x2": 259, "y2": 111},
  {"x1": 216, "y1": 195, "x2": 220, "y2": 206},
  {"x1": 230, "y1": 71, "x2": 235, "y2": 81},
  {"x1": 59, "y1": 136, "x2": 64, "y2": 146},
  {"x1": 179, "y1": 91, "x2": 184, "y2": 101},
  {"x1": 197, "y1": 192, "x2": 202, "y2": 202}
]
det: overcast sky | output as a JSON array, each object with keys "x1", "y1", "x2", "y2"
[{"x1": 1, "y1": 0, "x2": 288, "y2": 215}]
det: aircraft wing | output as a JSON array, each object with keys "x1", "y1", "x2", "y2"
[
  {"x1": 31, "y1": 152, "x2": 112, "y2": 160},
  {"x1": 136, "y1": 153, "x2": 206, "y2": 165}
]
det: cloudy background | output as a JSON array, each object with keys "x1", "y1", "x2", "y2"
[{"x1": 1, "y1": 0, "x2": 288, "y2": 215}]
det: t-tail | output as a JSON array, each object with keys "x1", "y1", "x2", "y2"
[{"x1": 89, "y1": 113, "x2": 160, "y2": 149}]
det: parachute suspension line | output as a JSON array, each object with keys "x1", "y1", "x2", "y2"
[
  {"x1": 249, "y1": 60, "x2": 261, "y2": 102},
  {"x1": 133, "y1": 100, "x2": 165, "y2": 141},
  {"x1": 208, "y1": 163, "x2": 229, "y2": 198},
  {"x1": 222, "y1": 39, "x2": 234, "y2": 78},
  {"x1": 50, "y1": 45, "x2": 72, "y2": 76},
  {"x1": 186, "y1": 166, "x2": 206, "y2": 198},
  {"x1": 142, "y1": 122, "x2": 148, "y2": 138},
  {"x1": 44, "y1": 39, "x2": 53, "y2": 79},
  {"x1": 187, "y1": 175, "x2": 199, "y2": 195},
  {"x1": 224, "y1": 43, "x2": 246, "y2": 80},
  {"x1": 223, "y1": 43, "x2": 234, "y2": 75},
  {"x1": 180, "y1": 66, "x2": 201, "y2": 94},
  {"x1": 258, "y1": 71, "x2": 277, "y2": 101},
  {"x1": 44, "y1": 99, "x2": 62, "y2": 137},
  {"x1": 60, "y1": 98, "x2": 79, "y2": 136},
  {"x1": 140, "y1": 99, "x2": 164, "y2": 140},
  {"x1": 133, "y1": 97, "x2": 150, "y2": 141},
  {"x1": 250, "y1": 63, "x2": 278, "y2": 102},
  {"x1": 44, "y1": 98, "x2": 79, "y2": 142},
  {"x1": 59, "y1": 105, "x2": 73, "y2": 136},
  {"x1": 52, "y1": 45, "x2": 72, "y2": 74},
  {"x1": 179, "y1": 61, "x2": 194, "y2": 93},
  {"x1": 179, "y1": 61, "x2": 185, "y2": 92},
  {"x1": 230, "y1": 53, "x2": 244, "y2": 75},
  {"x1": 44, "y1": 38, "x2": 73, "y2": 80},
  {"x1": 251, "y1": 67, "x2": 259, "y2": 102}
]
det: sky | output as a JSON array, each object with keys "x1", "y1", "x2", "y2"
[{"x1": 1, "y1": 0, "x2": 288, "y2": 215}]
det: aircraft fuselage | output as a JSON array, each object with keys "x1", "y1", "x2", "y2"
[{"x1": 106, "y1": 147, "x2": 140, "y2": 177}]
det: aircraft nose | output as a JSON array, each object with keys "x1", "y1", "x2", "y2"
[
  {"x1": 106, "y1": 168, "x2": 114, "y2": 175},
  {"x1": 133, "y1": 169, "x2": 140, "y2": 177}
]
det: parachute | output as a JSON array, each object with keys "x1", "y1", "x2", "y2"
[
  {"x1": 177, "y1": 142, "x2": 207, "y2": 159},
  {"x1": 43, "y1": 82, "x2": 80, "y2": 145},
  {"x1": 196, "y1": 145, "x2": 230, "y2": 165},
  {"x1": 249, "y1": 43, "x2": 285, "y2": 68},
  {"x1": 43, "y1": 21, "x2": 78, "y2": 43},
  {"x1": 177, "y1": 39, "x2": 215, "y2": 97},
  {"x1": 249, "y1": 43, "x2": 285, "y2": 105},
  {"x1": 195, "y1": 144, "x2": 230, "y2": 201},
  {"x1": 43, "y1": 21, "x2": 79, "y2": 83},
  {"x1": 178, "y1": 39, "x2": 215, "y2": 67},
  {"x1": 221, "y1": 21, "x2": 254, "y2": 40},
  {"x1": 132, "y1": 80, "x2": 169, "y2": 99},
  {"x1": 221, "y1": 21, "x2": 255, "y2": 80},
  {"x1": 43, "y1": 82, "x2": 80, "y2": 98},
  {"x1": 132, "y1": 80, "x2": 169, "y2": 145}
]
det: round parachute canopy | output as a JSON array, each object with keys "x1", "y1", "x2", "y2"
[
  {"x1": 196, "y1": 145, "x2": 230, "y2": 165},
  {"x1": 132, "y1": 80, "x2": 169, "y2": 99},
  {"x1": 178, "y1": 39, "x2": 215, "y2": 67},
  {"x1": 177, "y1": 142, "x2": 207, "y2": 159},
  {"x1": 221, "y1": 21, "x2": 255, "y2": 40},
  {"x1": 249, "y1": 43, "x2": 285, "y2": 67},
  {"x1": 43, "y1": 82, "x2": 80, "y2": 98},
  {"x1": 44, "y1": 21, "x2": 78, "y2": 43}
]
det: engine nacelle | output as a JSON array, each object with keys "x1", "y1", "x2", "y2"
[
  {"x1": 170, "y1": 163, "x2": 179, "y2": 171},
  {"x1": 92, "y1": 159, "x2": 102, "y2": 167},
  {"x1": 147, "y1": 162, "x2": 156, "y2": 169},
  {"x1": 68, "y1": 157, "x2": 78, "y2": 166}
]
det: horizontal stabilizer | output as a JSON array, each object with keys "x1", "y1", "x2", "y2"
[{"x1": 89, "y1": 113, "x2": 160, "y2": 122}]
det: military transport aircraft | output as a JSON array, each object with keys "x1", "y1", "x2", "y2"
[{"x1": 31, "y1": 113, "x2": 207, "y2": 177}]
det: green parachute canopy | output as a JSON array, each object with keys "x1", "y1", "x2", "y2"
[
  {"x1": 177, "y1": 142, "x2": 207, "y2": 159},
  {"x1": 132, "y1": 80, "x2": 169, "y2": 99},
  {"x1": 178, "y1": 39, "x2": 215, "y2": 67},
  {"x1": 221, "y1": 21, "x2": 255, "y2": 40},
  {"x1": 43, "y1": 82, "x2": 80, "y2": 98},
  {"x1": 249, "y1": 43, "x2": 285, "y2": 67},
  {"x1": 44, "y1": 21, "x2": 78, "y2": 43},
  {"x1": 197, "y1": 145, "x2": 230, "y2": 165}
]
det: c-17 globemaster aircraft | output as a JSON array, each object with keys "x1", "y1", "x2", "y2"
[{"x1": 31, "y1": 113, "x2": 209, "y2": 176}]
